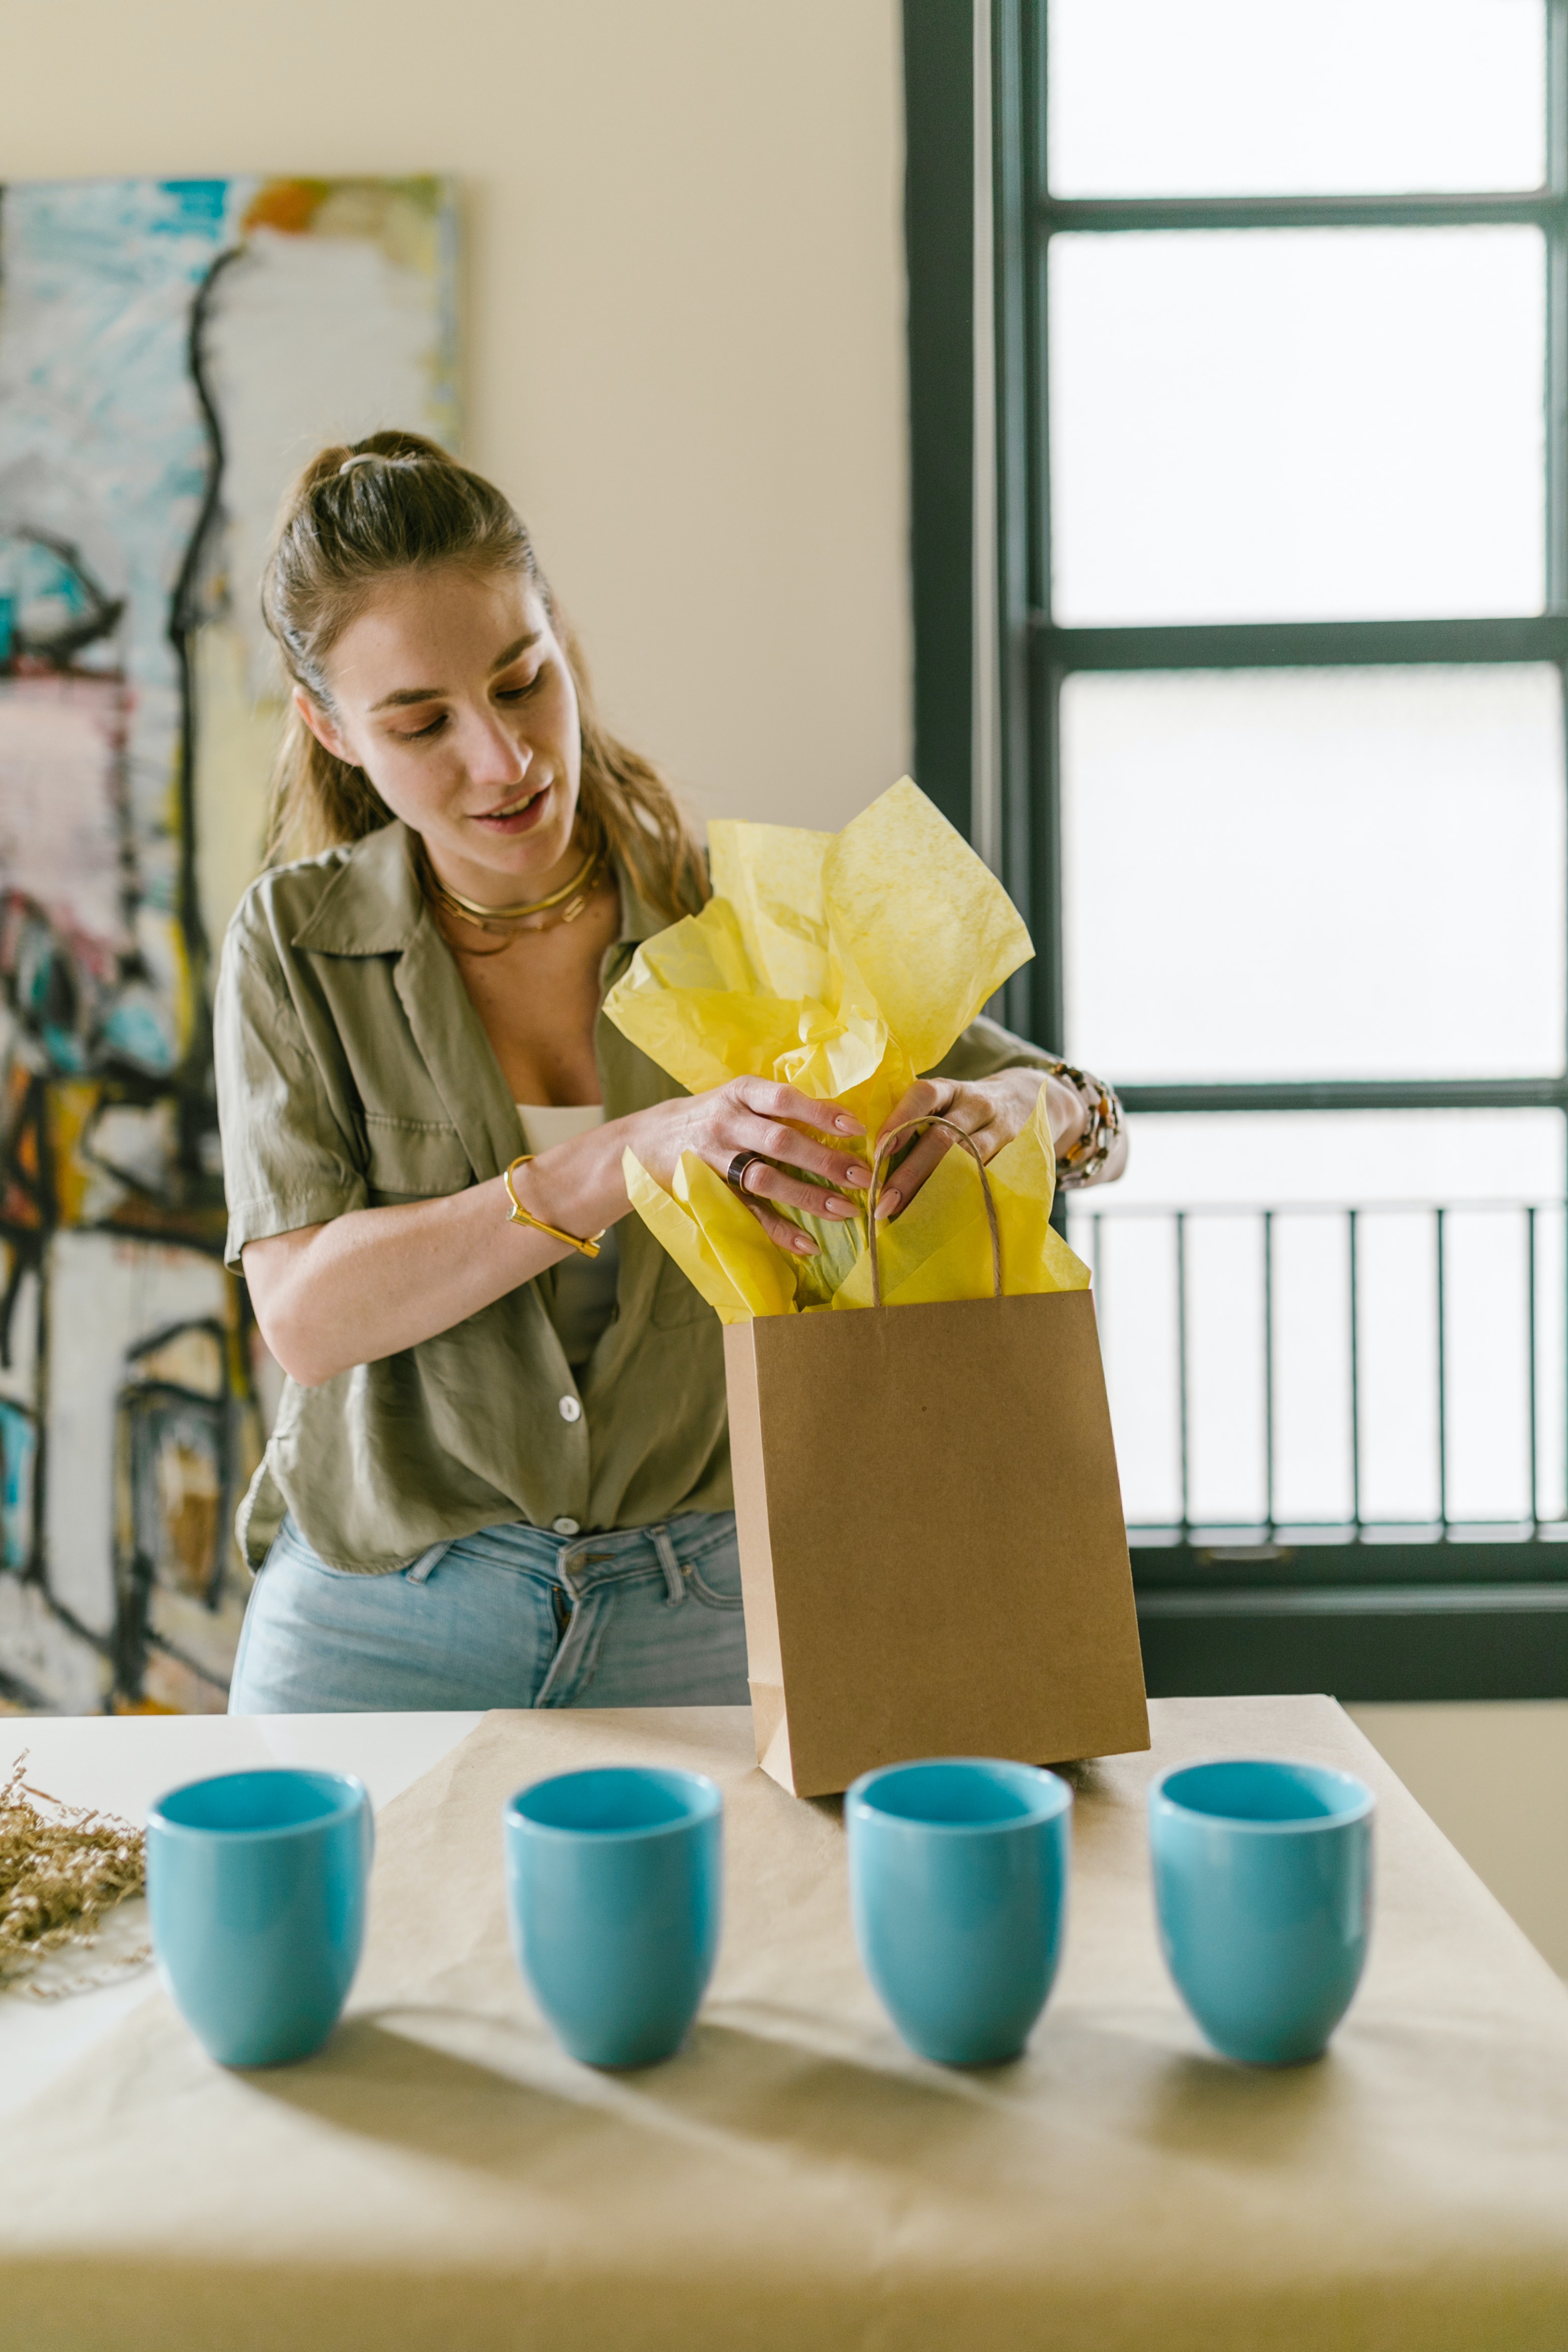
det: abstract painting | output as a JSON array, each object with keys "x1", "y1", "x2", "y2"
[{"x1": 0, "y1": 176, "x2": 459, "y2": 1710}]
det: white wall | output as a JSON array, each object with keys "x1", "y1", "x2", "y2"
[
  {"x1": 1349, "y1": 1702, "x2": 1568, "y2": 1976},
  {"x1": 0, "y1": 0, "x2": 911, "y2": 837}
]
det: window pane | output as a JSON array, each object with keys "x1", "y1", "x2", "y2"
[
  {"x1": 1050, "y1": 229, "x2": 1544, "y2": 625},
  {"x1": 1062, "y1": 667, "x2": 1564, "y2": 1083},
  {"x1": 1049, "y1": 0, "x2": 1545, "y2": 198},
  {"x1": 1068, "y1": 1112, "x2": 1566, "y2": 1532},
  {"x1": 1088, "y1": 1109, "x2": 1566, "y2": 1210}
]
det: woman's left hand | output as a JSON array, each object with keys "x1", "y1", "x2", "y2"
[{"x1": 873, "y1": 1069, "x2": 1085, "y2": 1221}]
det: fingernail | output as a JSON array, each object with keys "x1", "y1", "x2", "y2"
[
  {"x1": 876, "y1": 1190, "x2": 899, "y2": 1220},
  {"x1": 793, "y1": 1233, "x2": 817, "y2": 1254},
  {"x1": 834, "y1": 1114, "x2": 863, "y2": 1135},
  {"x1": 846, "y1": 1164, "x2": 874, "y2": 1187},
  {"x1": 824, "y1": 1198, "x2": 854, "y2": 1219}
]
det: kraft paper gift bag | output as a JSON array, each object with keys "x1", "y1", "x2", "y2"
[
  {"x1": 725, "y1": 1124, "x2": 1149, "y2": 1798},
  {"x1": 604, "y1": 782, "x2": 1149, "y2": 1796}
]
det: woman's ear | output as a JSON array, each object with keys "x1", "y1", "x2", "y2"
[{"x1": 293, "y1": 685, "x2": 352, "y2": 763}]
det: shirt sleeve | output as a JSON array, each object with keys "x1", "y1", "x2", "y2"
[
  {"x1": 927, "y1": 1013, "x2": 1060, "y2": 1084},
  {"x1": 214, "y1": 913, "x2": 368, "y2": 1273}
]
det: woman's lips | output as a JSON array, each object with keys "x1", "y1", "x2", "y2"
[{"x1": 471, "y1": 781, "x2": 551, "y2": 834}]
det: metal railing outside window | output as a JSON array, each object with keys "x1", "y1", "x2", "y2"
[{"x1": 1067, "y1": 1195, "x2": 1568, "y2": 1546}]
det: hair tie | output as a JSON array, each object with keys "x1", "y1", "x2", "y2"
[{"x1": 338, "y1": 450, "x2": 425, "y2": 477}]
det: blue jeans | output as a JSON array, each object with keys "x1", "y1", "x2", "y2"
[{"x1": 228, "y1": 1511, "x2": 750, "y2": 1715}]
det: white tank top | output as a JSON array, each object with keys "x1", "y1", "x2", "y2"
[
  {"x1": 515, "y1": 1102, "x2": 606, "y2": 1155},
  {"x1": 514, "y1": 1104, "x2": 619, "y2": 1371}
]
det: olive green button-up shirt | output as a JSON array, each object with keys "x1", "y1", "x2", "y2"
[{"x1": 215, "y1": 818, "x2": 1056, "y2": 1574}]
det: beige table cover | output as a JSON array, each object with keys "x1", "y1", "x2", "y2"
[{"x1": 1, "y1": 1695, "x2": 1565, "y2": 2350}]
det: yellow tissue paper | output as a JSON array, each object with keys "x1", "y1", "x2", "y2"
[{"x1": 605, "y1": 777, "x2": 1091, "y2": 1317}]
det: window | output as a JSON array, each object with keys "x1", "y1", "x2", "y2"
[{"x1": 906, "y1": 0, "x2": 1568, "y2": 1696}]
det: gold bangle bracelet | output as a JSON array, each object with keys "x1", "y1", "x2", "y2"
[{"x1": 503, "y1": 1155, "x2": 604, "y2": 1258}]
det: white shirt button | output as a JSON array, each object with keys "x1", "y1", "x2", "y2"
[
  {"x1": 552, "y1": 1516, "x2": 580, "y2": 1536},
  {"x1": 558, "y1": 1396, "x2": 582, "y2": 1423}
]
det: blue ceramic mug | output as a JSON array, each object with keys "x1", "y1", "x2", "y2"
[
  {"x1": 146, "y1": 1767, "x2": 373, "y2": 2068},
  {"x1": 505, "y1": 1766, "x2": 723, "y2": 2068},
  {"x1": 846, "y1": 1757, "x2": 1072, "y2": 2066},
  {"x1": 1148, "y1": 1757, "x2": 1374, "y2": 2066}
]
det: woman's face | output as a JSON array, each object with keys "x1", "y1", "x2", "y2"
[{"x1": 299, "y1": 564, "x2": 584, "y2": 903}]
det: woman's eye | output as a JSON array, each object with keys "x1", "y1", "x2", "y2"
[{"x1": 389, "y1": 671, "x2": 541, "y2": 739}]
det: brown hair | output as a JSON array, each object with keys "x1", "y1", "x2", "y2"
[{"x1": 259, "y1": 429, "x2": 708, "y2": 923}]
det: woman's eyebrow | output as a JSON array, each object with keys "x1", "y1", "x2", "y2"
[
  {"x1": 490, "y1": 631, "x2": 541, "y2": 672},
  {"x1": 369, "y1": 633, "x2": 542, "y2": 712}
]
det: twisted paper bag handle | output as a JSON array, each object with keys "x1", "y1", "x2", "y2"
[{"x1": 865, "y1": 1115, "x2": 1004, "y2": 1310}]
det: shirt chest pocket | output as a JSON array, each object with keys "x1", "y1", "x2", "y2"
[{"x1": 362, "y1": 1115, "x2": 474, "y2": 1203}]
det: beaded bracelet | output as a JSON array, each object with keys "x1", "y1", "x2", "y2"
[{"x1": 1047, "y1": 1062, "x2": 1123, "y2": 1190}]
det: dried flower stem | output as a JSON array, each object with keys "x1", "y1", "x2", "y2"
[{"x1": 0, "y1": 1753, "x2": 147, "y2": 1989}]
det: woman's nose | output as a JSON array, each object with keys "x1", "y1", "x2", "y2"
[{"x1": 461, "y1": 707, "x2": 530, "y2": 791}]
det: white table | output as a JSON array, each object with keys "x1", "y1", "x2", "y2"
[
  {"x1": 2, "y1": 1698, "x2": 1566, "y2": 2351},
  {"x1": 0, "y1": 1710, "x2": 478, "y2": 2121}
]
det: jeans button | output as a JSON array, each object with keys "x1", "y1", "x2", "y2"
[
  {"x1": 552, "y1": 1516, "x2": 580, "y2": 1536},
  {"x1": 558, "y1": 1396, "x2": 582, "y2": 1423}
]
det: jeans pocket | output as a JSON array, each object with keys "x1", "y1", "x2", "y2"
[
  {"x1": 297, "y1": 1551, "x2": 379, "y2": 1583},
  {"x1": 684, "y1": 1537, "x2": 745, "y2": 1610}
]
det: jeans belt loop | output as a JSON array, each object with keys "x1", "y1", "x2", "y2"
[
  {"x1": 405, "y1": 1542, "x2": 449, "y2": 1586},
  {"x1": 649, "y1": 1523, "x2": 686, "y2": 1607}
]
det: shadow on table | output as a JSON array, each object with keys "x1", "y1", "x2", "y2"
[
  {"x1": 681, "y1": 2010, "x2": 1347, "y2": 2173},
  {"x1": 1133, "y1": 2041, "x2": 1345, "y2": 2164},
  {"x1": 242, "y1": 2005, "x2": 1025, "y2": 2184},
  {"x1": 242, "y1": 1994, "x2": 1343, "y2": 2194},
  {"x1": 242, "y1": 2013, "x2": 608, "y2": 2183},
  {"x1": 633, "y1": 2015, "x2": 1016, "y2": 2172}
]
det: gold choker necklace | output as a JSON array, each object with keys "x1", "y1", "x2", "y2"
[{"x1": 422, "y1": 838, "x2": 605, "y2": 933}]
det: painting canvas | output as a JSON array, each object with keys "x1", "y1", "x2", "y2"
[{"x1": 0, "y1": 176, "x2": 459, "y2": 1711}]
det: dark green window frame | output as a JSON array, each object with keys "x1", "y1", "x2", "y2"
[{"x1": 904, "y1": 0, "x2": 1568, "y2": 1698}]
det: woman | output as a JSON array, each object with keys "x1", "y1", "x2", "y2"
[{"x1": 217, "y1": 431, "x2": 1126, "y2": 1714}]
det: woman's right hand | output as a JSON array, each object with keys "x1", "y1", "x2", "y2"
[{"x1": 626, "y1": 1079, "x2": 872, "y2": 1258}]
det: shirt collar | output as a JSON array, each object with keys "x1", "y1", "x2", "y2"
[
  {"x1": 614, "y1": 865, "x2": 667, "y2": 950},
  {"x1": 289, "y1": 819, "x2": 425, "y2": 954}
]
